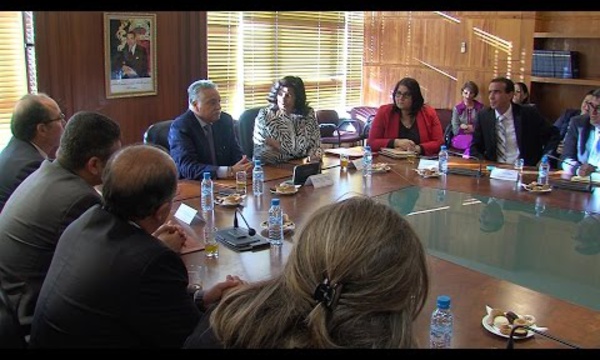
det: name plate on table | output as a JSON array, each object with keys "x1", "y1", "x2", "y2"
[
  {"x1": 352, "y1": 159, "x2": 364, "y2": 171},
  {"x1": 174, "y1": 203, "x2": 198, "y2": 225},
  {"x1": 305, "y1": 173, "x2": 334, "y2": 189},
  {"x1": 418, "y1": 159, "x2": 439, "y2": 170},
  {"x1": 490, "y1": 168, "x2": 519, "y2": 182}
]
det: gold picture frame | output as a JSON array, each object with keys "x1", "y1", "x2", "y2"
[{"x1": 104, "y1": 12, "x2": 157, "y2": 99}]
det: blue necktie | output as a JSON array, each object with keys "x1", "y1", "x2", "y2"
[{"x1": 205, "y1": 125, "x2": 218, "y2": 165}]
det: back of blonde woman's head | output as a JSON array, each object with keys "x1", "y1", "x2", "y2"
[{"x1": 210, "y1": 196, "x2": 429, "y2": 348}]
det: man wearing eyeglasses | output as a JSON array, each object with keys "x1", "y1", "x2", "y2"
[
  {"x1": 0, "y1": 94, "x2": 66, "y2": 212},
  {"x1": 561, "y1": 88, "x2": 600, "y2": 177}
]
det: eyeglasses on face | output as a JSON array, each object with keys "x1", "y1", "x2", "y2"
[
  {"x1": 46, "y1": 112, "x2": 66, "y2": 124},
  {"x1": 394, "y1": 91, "x2": 412, "y2": 99}
]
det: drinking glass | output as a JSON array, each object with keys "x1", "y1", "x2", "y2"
[
  {"x1": 236, "y1": 171, "x2": 247, "y2": 196},
  {"x1": 340, "y1": 153, "x2": 349, "y2": 170},
  {"x1": 187, "y1": 264, "x2": 205, "y2": 290}
]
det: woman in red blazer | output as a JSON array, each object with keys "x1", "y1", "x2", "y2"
[{"x1": 367, "y1": 77, "x2": 444, "y2": 156}]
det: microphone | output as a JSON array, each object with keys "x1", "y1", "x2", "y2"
[
  {"x1": 506, "y1": 324, "x2": 580, "y2": 349},
  {"x1": 233, "y1": 207, "x2": 256, "y2": 237},
  {"x1": 446, "y1": 150, "x2": 484, "y2": 177},
  {"x1": 545, "y1": 154, "x2": 593, "y2": 193}
]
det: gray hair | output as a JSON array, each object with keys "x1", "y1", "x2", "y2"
[{"x1": 188, "y1": 80, "x2": 217, "y2": 106}]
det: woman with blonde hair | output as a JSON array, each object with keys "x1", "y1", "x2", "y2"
[{"x1": 184, "y1": 196, "x2": 430, "y2": 348}]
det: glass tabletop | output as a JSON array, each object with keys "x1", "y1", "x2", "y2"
[{"x1": 375, "y1": 186, "x2": 600, "y2": 311}]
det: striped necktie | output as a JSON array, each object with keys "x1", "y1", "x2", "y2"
[{"x1": 496, "y1": 115, "x2": 507, "y2": 163}]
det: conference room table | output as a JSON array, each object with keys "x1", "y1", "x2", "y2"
[{"x1": 174, "y1": 150, "x2": 600, "y2": 349}]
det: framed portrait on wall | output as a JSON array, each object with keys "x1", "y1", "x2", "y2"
[{"x1": 104, "y1": 12, "x2": 157, "y2": 99}]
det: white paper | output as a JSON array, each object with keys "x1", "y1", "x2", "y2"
[
  {"x1": 418, "y1": 159, "x2": 439, "y2": 170},
  {"x1": 305, "y1": 173, "x2": 334, "y2": 188},
  {"x1": 352, "y1": 158, "x2": 364, "y2": 171},
  {"x1": 490, "y1": 168, "x2": 519, "y2": 182},
  {"x1": 174, "y1": 203, "x2": 198, "y2": 225}
]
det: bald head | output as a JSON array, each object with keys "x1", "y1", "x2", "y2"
[
  {"x1": 102, "y1": 145, "x2": 177, "y2": 220},
  {"x1": 11, "y1": 93, "x2": 62, "y2": 141}
]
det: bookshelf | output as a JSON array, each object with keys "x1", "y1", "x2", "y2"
[{"x1": 530, "y1": 25, "x2": 600, "y2": 122}]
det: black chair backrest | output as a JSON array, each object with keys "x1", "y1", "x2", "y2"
[
  {"x1": 0, "y1": 286, "x2": 26, "y2": 348},
  {"x1": 144, "y1": 119, "x2": 174, "y2": 153},
  {"x1": 238, "y1": 107, "x2": 262, "y2": 158}
]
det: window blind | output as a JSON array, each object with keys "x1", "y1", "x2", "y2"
[
  {"x1": 207, "y1": 11, "x2": 364, "y2": 119},
  {"x1": 0, "y1": 11, "x2": 28, "y2": 150}
]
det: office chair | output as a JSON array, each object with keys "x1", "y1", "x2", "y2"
[
  {"x1": 238, "y1": 107, "x2": 262, "y2": 158},
  {"x1": 316, "y1": 110, "x2": 363, "y2": 148},
  {"x1": 143, "y1": 119, "x2": 173, "y2": 153},
  {"x1": 0, "y1": 285, "x2": 26, "y2": 348}
]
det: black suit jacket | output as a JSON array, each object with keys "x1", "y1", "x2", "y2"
[
  {"x1": 560, "y1": 114, "x2": 596, "y2": 175},
  {"x1": 470, "y1": 104, "x2": 559, "y2": 166},
  {"x1": 115, "y1": 44, "x2": 149, "y2": 78},
  {"x1": 169, "y1": 109, "x2": 244, "y2": 180},
  {"x1": 0, "y1": 137, "x2": 44, "y2": 212},
  {"x1": 29, "y1": 205, "x2": 201, "y2": 348}
]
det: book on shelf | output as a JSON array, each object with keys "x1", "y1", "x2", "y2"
[{"x1": 553, "y1": 50, "x2": 580, "y2": 79}]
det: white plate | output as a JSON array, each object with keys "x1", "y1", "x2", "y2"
[
  {"x1": 414, "y1": 168, "x2": 441, "y2": 178},
  {"x1": 481, "y1": 315, "x2": 534, "y2": 340},
  {"x1": 521, "y1": 183, "x2": 552, "y2": 193},
  {"x1": 372, "y1": 163, "x2": 391, "y2": 173},
  {"x1": 214, "y1": 194, "x2": 245, "y2": 207},
  {"x1": 270, "y1": 187, "x2": 299, "y2": 196},
  {"x1": 260, "y1": 220, "x2": 296, "y2": 232}
]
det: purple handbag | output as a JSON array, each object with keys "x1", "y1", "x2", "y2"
[{"x1": 451, "y1": 133, "x2": 473, "y2": 150}]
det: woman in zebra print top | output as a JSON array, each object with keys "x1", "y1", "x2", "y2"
[{"x1": 252, "y1": 76, "x2": 321, "y2": 165}]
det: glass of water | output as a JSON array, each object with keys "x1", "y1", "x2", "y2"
[{"x1": 514, "y1": 158, "x2": 524, "y2": 172}]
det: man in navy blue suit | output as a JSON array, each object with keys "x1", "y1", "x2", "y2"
[{"x1": 169, "y1": 80, "x2": 252, "y2": 180}]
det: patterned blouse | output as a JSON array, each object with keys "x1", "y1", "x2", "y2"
[{"x1": 252, "y1": 107, "x2": 321, "y2": 165}]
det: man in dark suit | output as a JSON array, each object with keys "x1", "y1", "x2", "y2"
[
  {"x1": 470, "y1": 77, "x2": 559, "y2": 167},
  {"x1": 169, "y1": 79, "x2": 253, "y2": 180},
  {"x1": 560, "y1": 88, "x2": 600, "y2": 177},
  {"x1": 0, "y1": 93, "x2": 65, "y2": 212},
  {"x1": 0, "y1": 111, "x2": 121, "y2": 336},
  {"x1": 114, "y1": 31, "x2": 149, "y2": 78},
  {"x1": 29, "y1": 145, "x2": 243, "y2": 348}
]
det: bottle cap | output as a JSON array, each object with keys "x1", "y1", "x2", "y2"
[
  {"x1": 271, "y1": 198, "x2": 280, "y2": 206},
  {"x1": 364, "y1": 145, "x2": 371, "y2": 151},
  {"x1": 436, "y1": 295, "x2": 451, "y2": 309},
  {"x1": 203, "y1": 172, "x2": 211, "y2": 180},
  {"x1": 254, "y1": 159, "x2": 261, "y2": 166},
  {"x1": 441, "y1": 145, "x2": 447, "y2": 150},
  {"x1": 542, "y1": 155, "x2": 548, "y2": 163}
]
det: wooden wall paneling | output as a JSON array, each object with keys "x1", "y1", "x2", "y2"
[
  {"x1": 34, "y1": 11, "x2": 207, "y2": 146},
  {"x1": 362, "y1": 12, "x2": 535, "y2": 113}
]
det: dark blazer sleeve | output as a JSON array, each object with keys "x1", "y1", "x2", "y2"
[
  {"x1": 213, "y1": 112, "x2": 244, "y2": 166},
  {"x1": 561, "y1": 115, "x2": 588, "y2": 175},
  {"x1": 135, "y1": 250, "x2": 201, "y2": 348},
  {"x1": 169, "y1": 111, "x2": 219, "y2": 180}
]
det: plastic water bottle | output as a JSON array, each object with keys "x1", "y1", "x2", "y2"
[
  {"x1": 363, "y1": 145, "x2": 373, "y2": 177},
  {"x1": 268, "y1": 198, "x2": 283, "y2": 246},
  {"x1": 253, "y1": 159, "x2": 264, "y2": 195},
  {"x1": 438, "y1": 145, "x2": 449, "y2": 174},
  {"x1": 537, "y1": 155, "x2": 550, "y2": 186},
  {"x1": 430, "y1": 295, "x2": 453, "y2": 349},
  {"x1": 201, "y1": 172, "x2": 214, "y2": 212}
]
